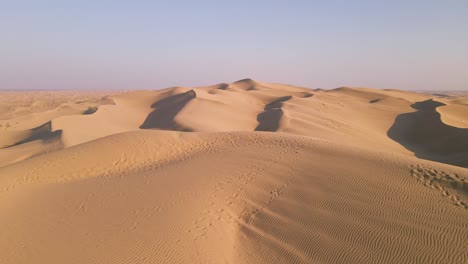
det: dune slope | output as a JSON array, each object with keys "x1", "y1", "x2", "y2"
[{"x1": 0, "y1": 80, "x2": 467, "y2": 264}]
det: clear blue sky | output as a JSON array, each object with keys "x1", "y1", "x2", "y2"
[{"x1": 1, "y1": 1, "x2": 467, "y2": 90}]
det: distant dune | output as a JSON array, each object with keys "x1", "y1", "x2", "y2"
[{"x1": 0, "y1": 80, "x2": 467, "y2": 263}]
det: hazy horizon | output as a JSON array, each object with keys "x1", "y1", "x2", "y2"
[
  {"x1": 1, "y1": 1, "x2": 467, "y2": 91},
  {"x1": 1, "y1": 79, "x2": 468, "y2": 92}
]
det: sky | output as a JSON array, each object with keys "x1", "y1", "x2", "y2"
[{"x1": 1, "y1": 0, "x2": 467, "y2": 90}]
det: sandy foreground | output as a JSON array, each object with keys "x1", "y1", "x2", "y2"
[{"x1": 0, "y1": 79, "x2": 467, "y2": 264}]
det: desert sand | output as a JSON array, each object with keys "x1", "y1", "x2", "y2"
[{"x1": 0, "y1": 79, "x2": 467, "y2": 263}]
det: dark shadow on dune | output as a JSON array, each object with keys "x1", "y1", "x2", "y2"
[
  {"x1": 233, "y1": 78, "x2": 258, "y2": 91},
  {"x1": 83, "y1": 106, "x2": 98, "y2": 115},
  {"x1": 5, "y1": 122, "x2": 62, "y2": 148},
  {"x1": 387, "y1": 99, "x2": 468, "y2": 167},
  {"x1": 431, "y1": 93, "x2": 456, "y2": 99},
  {"x1": 217, "y1": 83, "x2": 229, "y2": 90},
  {"x1": 255, "y1": 96, "x2": 292, "y2": 132},
  {"x1": 265, "y1": 96, "x2": 292, "y2": 110},
  {"x1": 234, "y1": 78, "x2": 253, "y2": 83},
  {"x1": 301, "y1": 92, "x2": 314, "y2": 98},
  {"x1": 209, "y1": 83, "x2": 230, "y2": 94},
  {"x1": 369, "y1": 99, "x2": 381, "y2": 103},
  {"x1": 255, "y1": 109, "x2": 283, "y2": 132},
  {"x1": 140, "y1": 90, "x2": 196, "y2": 131}
]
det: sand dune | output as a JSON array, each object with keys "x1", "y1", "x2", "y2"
[
  {"x1": 388, "y1": 99, "x2": 468, "y2": 167},
  {"x1": 0, "y1": 80, "x2": 467, "y2": 263}
]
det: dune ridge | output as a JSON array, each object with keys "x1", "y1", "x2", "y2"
[{"x1": 0, "y1": 80, "x2": 467, "y2": 264}]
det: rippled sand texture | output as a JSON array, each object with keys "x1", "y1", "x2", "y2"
[{"x1": 0, "y1": 80, "x2": 467, "y2": 263}]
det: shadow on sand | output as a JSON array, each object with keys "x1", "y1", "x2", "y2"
[
  {"x1": 140, "y1": 90, "x2": 196, "y2": 131},
  {"x1": 5, "y1": 121, "x2": 62, "y2": 148},
  {"x1": 387, "y1": 99, "x2": 468, "y2": 167},
  {"x1": 255, "y1": 96, "x2": 292, "y2": 132}
]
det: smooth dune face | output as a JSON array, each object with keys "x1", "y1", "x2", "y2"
[{"x1": 0, "y1": 80, "x2": 467, "y2": 264}]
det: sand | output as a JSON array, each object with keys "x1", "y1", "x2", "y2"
[{"x1": 0, "y1": 80, "x2": 467, "y2": 263}]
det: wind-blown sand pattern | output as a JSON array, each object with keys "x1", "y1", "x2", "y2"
[{"x1": 0, "y1": 80, "x2": 467, "y2": 264}]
